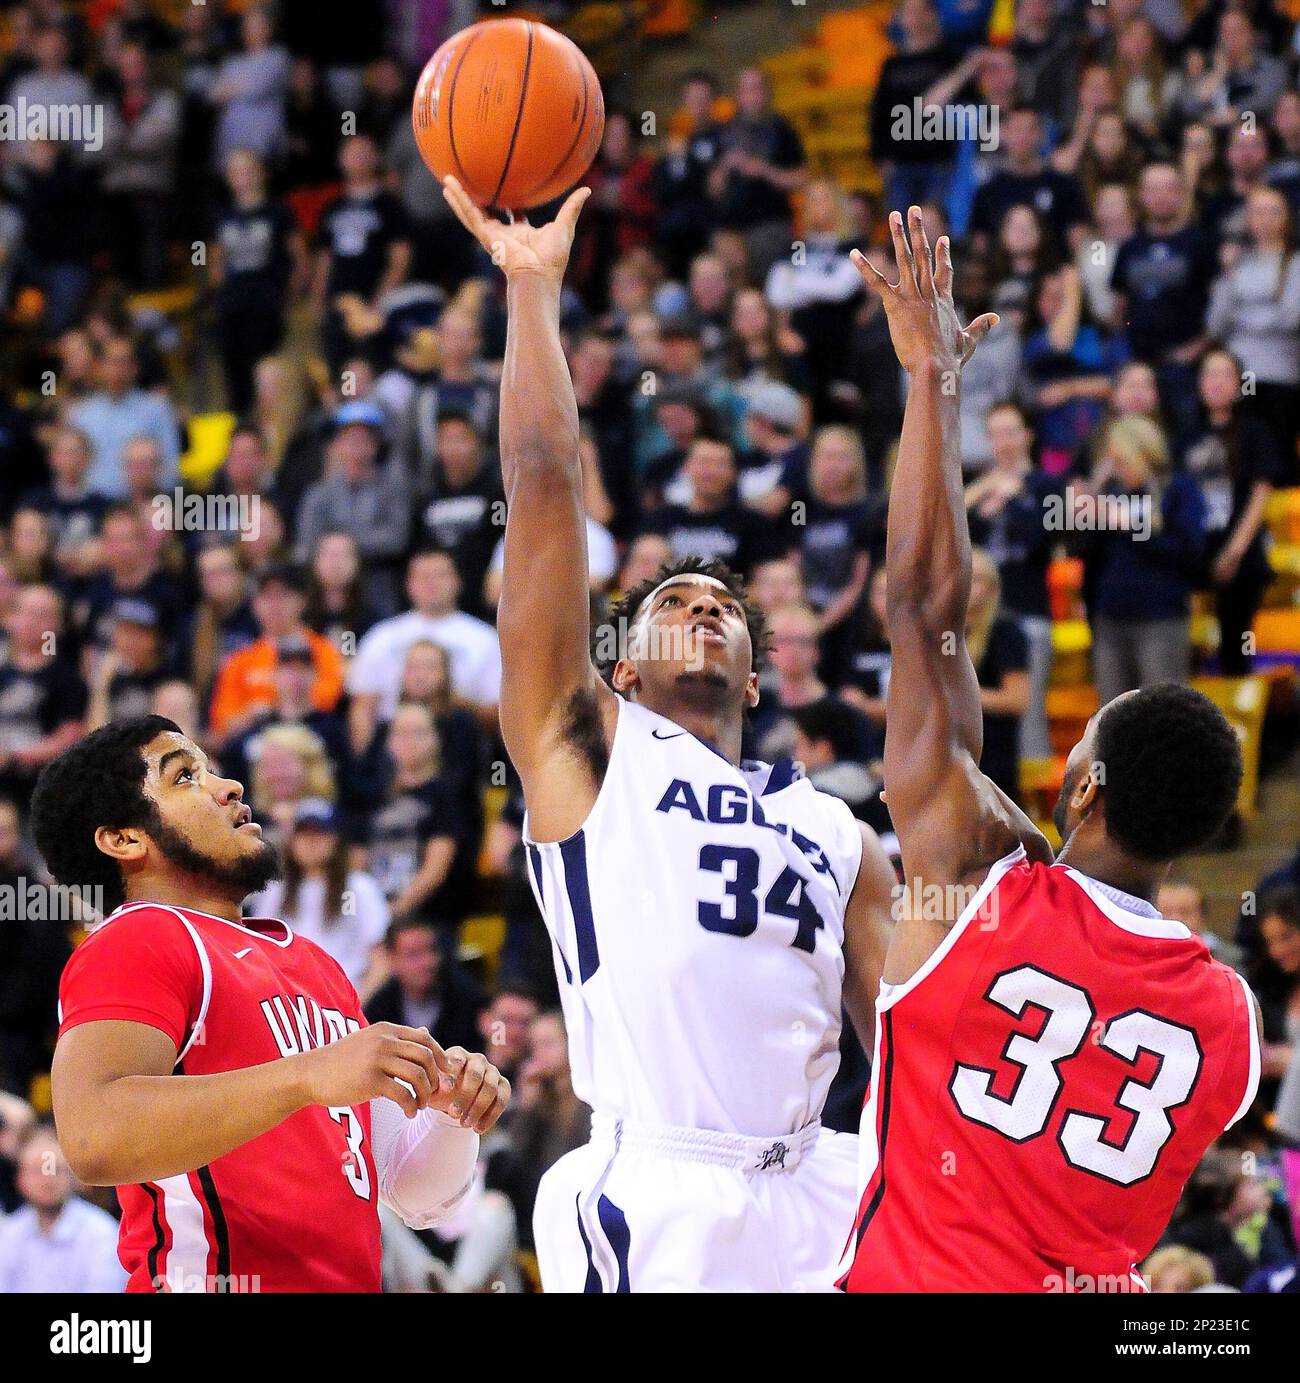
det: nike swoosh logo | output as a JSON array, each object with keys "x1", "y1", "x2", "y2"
[
  {"x1": 234, "y1": 947, "x2": 252, "y2": 959},
  {"x1": 651, "y1": 729, "x2": 685, "y2": 740}
]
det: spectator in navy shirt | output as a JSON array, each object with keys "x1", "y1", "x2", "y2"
[
  {"x1": 1110, "y1": 163, "x2": 1218, "y2": 445},
  {"x1": 1182, "y1": 348, "x2": 1283, "y2": 677},
  {"x1": 18, "y1": 426, "x2": 108, "y2": 582},
  {"x1": 969, "y1": 107, "x2": 1091, "y2": 259},
  {"x1": 211, "y1": 148, "x2": 305, "y2": 413},
  {"x1": 965, "y1": 402, "x2": 1060, "y2": 759},
  {"x1": 1075, "y1": 415, "x2": 1206, "y2": 706}
]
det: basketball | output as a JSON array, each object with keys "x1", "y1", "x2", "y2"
[{"x1": 411, "y1": 18, "x2": 605, "y2": 211}]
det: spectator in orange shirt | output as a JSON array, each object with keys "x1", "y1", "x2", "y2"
[{"x1": 208, "y1": 562, "x2": 344, "y2": 744}]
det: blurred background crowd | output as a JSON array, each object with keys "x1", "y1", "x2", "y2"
[{"x1": 1, "y1": 0, "x2": 1300, "y2": 1293}]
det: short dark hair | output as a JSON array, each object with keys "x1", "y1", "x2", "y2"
[
  {"x1": 790, "y1": 699, "x2": 864, "y2": 763},
  {"x1": 1093, "y1": 684, "x2": 1241, "y2": 863},
  {"x1": 1258, "y1": 885, "x2": 1300, "y2": 930},
  {"x1": 595, "y1": 555, "x2": 769, "y2": 684},
  {"x1": 31, "y1": 716, "x2": 183, "y2": 915}
]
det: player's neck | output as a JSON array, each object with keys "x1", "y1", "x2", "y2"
[
  {"x1": 126, "y1": 877, "x2": 246, "y2": 924},
  {"x1": 642, "y1": 693, "x2": 744, "y2": 765},
  {"x1": 1054, "y1": 837, "x2": 1167, "y2": 908}
]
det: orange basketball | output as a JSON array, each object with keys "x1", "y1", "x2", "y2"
[{"x1": 412, "y1": 18, "x2": 605, "y2": 212}]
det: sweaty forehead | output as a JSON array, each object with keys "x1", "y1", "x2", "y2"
[{"x1": 642, "y1": 574, "x2": 733, "y2": 610}]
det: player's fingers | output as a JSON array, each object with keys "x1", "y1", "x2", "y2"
[
  {"x1": 909, "y1": 206, "x2": 934, "y2": 298},
  {"x1": 934, "y1": 234, "x2": 954, "y2": 298},
  {"x1": 461, "y1": 1070, "x2": 501, "y2": 1129},
  {"x1": 555, "y1": 185, "x2": 592, "y2": 234},
  {"x1": 380, "y1": 1076, "x2": 419, "y2": 1118},
  {"x1": 386, "y1": 1038, "x2": 441, "y2": 1091},
  {"x1": 441, "y1": 176, "x2": 492, "y2": 243},
  {"x1": 391, "y1": 1058, "x2": 435, "y2": 1110},
  {"x1": 448, "y1": 1054, "x2": 488, "y2": 1122},
  {"x1": 965, "y1": 312, "x2": 1000, "y2": 352},
  {"x1": 473, "y1": 1075, "x2": 510, "y2": 1134},
  {"x1": 849, "y1": 247, "x2": 892, "y2": 296},
  {"x1": 887, "y1": 209, "x2": 916, "y2": 295}
]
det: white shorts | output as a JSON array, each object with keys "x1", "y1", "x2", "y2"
[{"x1": 534, "y1": 1114, "x2": 859, "y2": 1292}]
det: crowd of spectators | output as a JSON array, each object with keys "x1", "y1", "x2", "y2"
[{"x1": 0, "y1": 0, "x2": 1298, "y2": 1292}]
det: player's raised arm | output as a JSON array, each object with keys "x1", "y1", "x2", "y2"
[
  {"x1": 441, "y1": 179, "x2": 614, "y2": 837},
  {"x1": 852, "y1": 210, "x2": 1049, "y2": 915}
]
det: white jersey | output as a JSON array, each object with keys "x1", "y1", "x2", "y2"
[{"x1": 524, "y1": 697, "x2": 864, "y2": 1138}]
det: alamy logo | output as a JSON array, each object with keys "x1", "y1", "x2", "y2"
[
  {"x1": 891, "y1": 98, "x2": 1000, "y2": 152},
  {"x1": 50, "y1": 1316, "x2": 151, "y2": 1363}
]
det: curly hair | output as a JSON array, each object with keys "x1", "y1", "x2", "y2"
[
  {"x1": 593, "y1": 555, "x2": 770, "y2": 686},
  {"x1": 30, "y1": 716, "x2": 182, "y2": 916},
  {"x1": 1093, "y1": 684, "x2": 1242, "y2": 863}
]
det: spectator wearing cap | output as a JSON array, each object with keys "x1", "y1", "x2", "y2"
[
  {"x1": 85, "y1": 598, "x2": 170, "y2": 731},
  {"x1": 738, "y1": 378, "x2": 809, "y2": 514},
  {"x1": 248, "y1": 798, "x2": 389, "y2": 993},
  {"x1": 295, "y1": 400, "x2": 411, "y2": 614},
  {"x1": 208, "y1": 562, "x2": 345, "y2": 744},
  {"x1": 0, "y1": 586, "x2": 85, "y2": 812},
  {"x1": 68, "y1": 337, "x2": 181, "y2": 500},
  {"x1": 414, "y1": 413, "x2": 504, "y2": 620},
  {"x1": 219, "y1": 631, "x2": 351, "y2": 797},
  {"x1": 0, "y1": 1124, "x2": 126, "y2": 1293}
]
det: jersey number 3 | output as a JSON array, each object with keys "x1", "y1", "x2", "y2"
[{"x1": 949, "y1": 964, "x2": 1203, "y2": 1186}]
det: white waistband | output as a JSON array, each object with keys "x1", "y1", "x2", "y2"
[{"x1": 589, "y1": 1113, "x2": 820, "y2": 1174}]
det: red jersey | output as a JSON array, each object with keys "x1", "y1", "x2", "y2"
[
  {"x1": 58, "y1": 901, "x2": 382, "y2": 1293},
  {"x1": 841, "y1": 852, "x2": 1260, "y2": 1293}
]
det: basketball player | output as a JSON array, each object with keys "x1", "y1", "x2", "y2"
[
  {"x1": 838, "y1": 209, "x2": 1258, "y2": 1292},
  {"x1": 34, "y1": 716, "x2": 509, "y2": 1292},
  {"x1": 439, "y1": 176, "x2": 897, "y2": 1292}
]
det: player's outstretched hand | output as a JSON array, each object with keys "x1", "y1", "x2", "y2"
[
  {"x1": 849, "y1": 206, "x2": 998, "y2": 377},
  {"x1": 428, "y1": 1046, "x2": 511, "y2": 1135},
  {"x1": 441, "y1": 175, "x2": 589, "y2": 284},
  {"x1": 299, "y1": 1021, "x2": 450, "y2": 1117}
]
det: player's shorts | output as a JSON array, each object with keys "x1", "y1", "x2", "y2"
[{"x1": 533, "y1": 1113, "x2": 858, "y2": 1292}]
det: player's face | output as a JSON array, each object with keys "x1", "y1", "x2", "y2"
[
  {"x1": 138, "y1": 732, "x2": 279, "y2": 896},
  {"x1": 618, "y1": 575, "x2": 758, "y2": 711}
]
